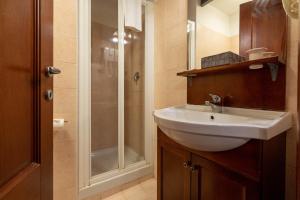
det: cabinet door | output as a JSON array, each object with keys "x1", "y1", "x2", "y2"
[
  {"x1": 252, "y1": 0, "x2": 287, "y2": 61},
  {"x1": 191, "y1": 155, "x2": 260, "y2": 200},
  {"x1": 158, "y1": 139, "x2": 191, "y2": 200},
  {"x1": 239, "y1": 1, "x2": 253, "y2": 57}
]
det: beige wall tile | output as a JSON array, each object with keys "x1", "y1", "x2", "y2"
[
  {"x1": 54, "y1": 113, "x2": 78, "y2": 142},
  {"x1": 53, "y1": 88, "x2": 77, "y2": 114},
  {"x1": 53, "y1": 61, "x2": 78, "y2": 89},
  {"x1": 53, "y1": 0, "x2": 78, "y2": 200},
  {"x1": 54, "y1": 140, "x2": 76, "y2": 188},
  {"x1": 53, "y1": 140, "x2": 77, "y2": 200},
  {"x1": 54, "y1": 187, "x2": 77, "y2": 200},
  {"x1": 154, "y1": 0, "x2": 188, "y2": 110},
  {"x1": 54, "y1": 0, "x2": 78, "y2": 37},
  {"x1": 285, "y1": 17, "x2": 299, "y2": 200},
  {"x1": 54, "y1": 34, "x2": 77, "y2": 64}
]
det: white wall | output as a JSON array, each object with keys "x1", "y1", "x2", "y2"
[
  {"x1": 197, "y1": 5, "x2": 231, "y2": 36},
  {"x1": 229, "y1": 11, "x2": 239, "y2": 36}
]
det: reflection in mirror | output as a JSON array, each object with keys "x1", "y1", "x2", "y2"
[{"x1": 188, "y1": 0, "x2": 252, "y2": 69}]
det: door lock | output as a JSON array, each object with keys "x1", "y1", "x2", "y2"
[{"x1": 45, "y1": 90, "x2": 53, "y2": 101}]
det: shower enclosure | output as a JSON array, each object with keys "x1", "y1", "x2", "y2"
[{"x1": 79, "y1": 0, "x2": 154, "y2": 197}]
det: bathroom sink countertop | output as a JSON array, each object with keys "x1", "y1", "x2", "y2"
[{"x1": 154, "y1": 105, "x2": 292, "y2": 152}]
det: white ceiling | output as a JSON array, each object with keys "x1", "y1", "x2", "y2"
[{"x1": 209, "y1": 0, "x2": 252, "y2": 15}]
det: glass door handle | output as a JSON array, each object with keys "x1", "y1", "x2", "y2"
[{"x1": 47, "y1": 66, "x2": 61, "y2": 77}]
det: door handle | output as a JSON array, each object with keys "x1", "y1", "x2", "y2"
[{"x1": 47, "y1": 66, "x2": 61, "y2": 77}]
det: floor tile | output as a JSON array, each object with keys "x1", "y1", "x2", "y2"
[
  {"x1": 103, "y1": 193, "x2": 126, "y2": 200},
  {"x1": 103, "y1": 178, "x2": 157, "y2": 200}
]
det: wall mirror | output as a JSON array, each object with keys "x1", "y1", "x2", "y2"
[{"x1": 187, "y1": 0, "x2": 286, "y2": 69}]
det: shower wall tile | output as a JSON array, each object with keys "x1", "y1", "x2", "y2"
[
  {"x1": 124, "y1": 27, "x2": 146, "y2": 160},
  {"x1": 53, "y1": 0, "x2": 78, "y2": 199}
]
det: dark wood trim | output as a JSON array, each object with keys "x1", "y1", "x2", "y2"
[
  {"x1": 186, "y1": 64, "x2": 286, "y2": 110},
  {"x1": 177, "y1": 56, "x2": 281, "y2": 77},
  {"x1": 0, "y1": 166, "x2": 41, "y2": 200},
  {"x1": 297, "y1": 33, "x2": 300, "y2": 200},
  {"x1": 239, "y1": 1, "x2": 253, "y2": 57},
  {"x1": 39, "y1": 0, "x2": 53, "y2": 199},
  {"x1": 0, "y1": 164, "x2": 40, "y2": 199}
]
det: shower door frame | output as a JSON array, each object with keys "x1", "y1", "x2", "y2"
[{"x1": 78, "y1": 0, "x2": 154, "y2": 197}]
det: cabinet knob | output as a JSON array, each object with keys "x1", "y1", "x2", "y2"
[
  {"x1": 183, "y1": 161, "x2": 191, "y2": 168},
  {"x1": 190, "y1": 165, "x2": 198, "y2": 172}
]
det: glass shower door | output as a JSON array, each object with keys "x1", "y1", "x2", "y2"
[
  {"x1": 124, "y1": 6, "x2": 146, "y2": 166},
  {"x1": 90, "y1": 0, "x2": 119, "y2": 176},
  {"x1": 90, "y1": 0, "x2": 146, "y2": 178}
]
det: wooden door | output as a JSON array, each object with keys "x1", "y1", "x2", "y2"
[
  {"x1": 157, "y1": 129, "x2": 191, "y2": 200},
  {"x1": 0, "y1": 0, "x2": 53, "y2": 199},
  {"x1": 191, "y1": 155, "x2": 260, "y2": 200}
]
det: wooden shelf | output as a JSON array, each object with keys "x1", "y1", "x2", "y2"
[{"x1": 177, "y1": 56, "x2": 282, "y2": 77}]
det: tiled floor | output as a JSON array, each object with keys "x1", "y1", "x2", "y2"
[
  {"x1": 85, "y1": 178, "x2": 157, "y2": 200},
  {"x1": 103, "y1": 178, "x2": 157, "y2": 200}
]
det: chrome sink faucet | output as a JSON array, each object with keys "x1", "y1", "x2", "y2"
[{"x1": 205, "y1": 94, "x2": 223, "y2": 113}]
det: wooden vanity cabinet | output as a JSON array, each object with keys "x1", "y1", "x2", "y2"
[
  {"x1": 157, "y1": 139, "x2": 191, "y2": 200},
  {"x1": 189, "y1": 155, "x2": 260, "y2": 200},
  {"x1": 157, "y1": 128, "x2": 286, "y2": 200}
]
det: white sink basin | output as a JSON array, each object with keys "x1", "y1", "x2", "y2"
[{"x1": 154, "y1": 105, "x2": 292, "y2": 152}]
